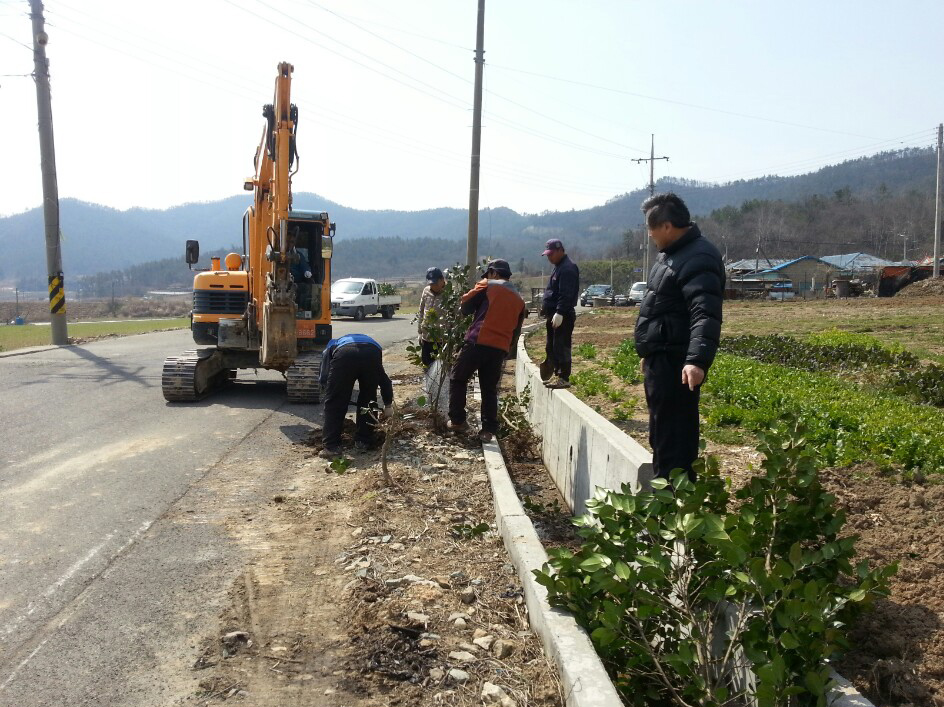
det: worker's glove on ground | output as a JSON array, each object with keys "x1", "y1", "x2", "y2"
[
  {"x1": 383, "y1": 405, "x2": 394, "y2": 420},
  {"x1": 551, "y1": 313, "x2": 563, "y2": 328}
]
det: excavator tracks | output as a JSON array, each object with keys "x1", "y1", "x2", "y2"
[
  {"x1": 286, "y1": 351, "x2": 323, "y2": 403},
  {"x1": 161, "y1": 349, "x2": 230, "y2": 402}
]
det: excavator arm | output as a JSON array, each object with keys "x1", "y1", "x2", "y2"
[{"x1": 252, "y1": 61, "x2": 299, "y2": 369}]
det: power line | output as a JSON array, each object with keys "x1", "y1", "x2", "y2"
[
  {"x1": 302, "y1": 0, "x2": 646, "y2": 154},
  {"x1": 40, "y1": 1, "x2": 631, "y2": 201},
  {"x1": 0, "y1": 30, "x2": 33, "y2": 51},
  {"x1": 229, "y1": 0, "x2": 471, "y2": 110},
  {"x1": 488, "y1": 63, "x2": 884, "y2": 140}
]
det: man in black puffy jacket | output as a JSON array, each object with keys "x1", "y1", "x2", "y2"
[
  {"x1": 633, "y1": 193, "x2": 724, "y2": 482},
  {"x1": 540, "y1": 239, "x2": 580, "y2": 389}
]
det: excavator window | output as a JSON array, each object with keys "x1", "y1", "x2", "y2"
[{"x1": 287, "y1": 220, "x2": 325, "y2": 285}]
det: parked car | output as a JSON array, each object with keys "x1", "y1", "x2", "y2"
[
  {"x1": 580, "y1": 284, "x2": 613, "y2": 306},
  {"x1": 628, "y1": 281, "x2": 647, "y2": 305},
  {"x1": 330, "y1": 278, "x2": 402, "y2": 319}
]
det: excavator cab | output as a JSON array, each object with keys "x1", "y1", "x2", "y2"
[{"x1": 282, "y1": 211, "x2": 333, "y2": 350}]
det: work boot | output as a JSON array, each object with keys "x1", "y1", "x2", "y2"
[
  {"x1": 478, "y1": 430, "x2": 494, "y2": 443},
  {"x1": 446, "y1": 420, "x2": 469, "y2": 434},
  {"x1": 354, "y1": 440, "x2": 370, "y2": 452},
  {"x1": 545, "y1": 376, "x2": 571, "y2": 389},
  {"x1": 319, "y1": 446, "x2": 343, "y2": 459}
]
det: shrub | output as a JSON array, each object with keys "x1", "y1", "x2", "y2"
[
  {"x1": 571, "y1": 369, "x2": 610, "y2": 398},
  {"x1": 608, "y1": 339, "x2": 642, "y2": 385},
  {"x1": 575, "y1": 342, "x2": 598, "y2": 359},
  {"x1": 536, "y1": 423, "x2": 894, "y2": 707}
]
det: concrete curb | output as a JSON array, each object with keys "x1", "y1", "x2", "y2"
[
  {"x1": 0, "y1": 343, "x2": 69, "y2": 359},
  {"x1": 481, "y1": 439, "x2": 624, "y2": 707}
]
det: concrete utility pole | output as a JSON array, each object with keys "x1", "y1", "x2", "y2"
[
  {"x1": 30, "y1": 0, "x2": 67, "y2": 344},
  {"x1": 466, "y1": 0, "x2": 485, "y2": 281},
  {"x1": 632, "y1": 134, "x2": 670, "y2": 279},
  {"x1": 934, "y1": 123, "x2": 942, "y2": 278}
]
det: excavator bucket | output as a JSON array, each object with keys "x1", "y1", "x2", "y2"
[{"x1": 260, "y1": 300, "x2": 297, "y2": 368}]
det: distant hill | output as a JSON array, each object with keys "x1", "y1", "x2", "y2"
[{"x1": 0, "y1": 147, "x2": 935, "y2": 287}]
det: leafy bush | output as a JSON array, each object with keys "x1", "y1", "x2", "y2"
[
  {"x1": 536, "y1": 424, "x2": 894, "y2": 707},
  {"x1": 405, "y1": 264, "x2": 474, "y2": 426},
  {"x1": 890, "y1": 362, "x2": 944, "y2": 407},
  {"x1": 608, "y1": 339, "x2": 642, "y2": 385},
  {"x1": 720, "y1": 332, "x2": 944, "y2": 409},
  {"x1": 575, "y1": 342, "x2": 598, "y2": 359},
  {"x1": 720, "y1": 332, "x2": 918, "y2": 373},
  {"x1": 703, "y1": 354, "x2": 944, "y2": 473},
  {"x1": 612, "y1": 399, "x2": 638, "y2": 421},
  {"x1": 571, "y1": 369, "x2": 610, "y2": 397},
  {"x1": 377, "y1": 282, "x2": 397, "y2": 296}
]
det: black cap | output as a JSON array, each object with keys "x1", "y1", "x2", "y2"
[
  {"x1": 486, "y1": 259, "x2": 512, "y2": 278},
  {"x1": 425, "y1": 267, "x2": 444, "y2": 284}
]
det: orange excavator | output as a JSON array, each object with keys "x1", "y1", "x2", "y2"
[{"x1": 162, "y1": 62, "x2": 334, "y2": 402}]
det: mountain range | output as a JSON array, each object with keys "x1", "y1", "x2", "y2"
[{"x1": 0, "y1": 147, "x2": 936, "y2": 287}]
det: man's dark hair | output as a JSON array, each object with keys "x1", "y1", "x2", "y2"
[{"x1": 642, "y1": 192, "x2": 691, "y2": 229}]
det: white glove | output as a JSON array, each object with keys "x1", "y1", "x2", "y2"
[
  {"x1": 551, "y1": 313, "x2": 563, "y2": 328},
  {"x1": 383, "y1": 405, "x2": 394, "y2": 419},
  {"x1": 304, "y1": 270, "x2": 312, "y2": 279}
]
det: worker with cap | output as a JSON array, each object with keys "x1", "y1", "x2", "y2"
[
  {"x1": 318, "y1": 333, "x2": 394, "y2": 459},
  {"x1": 447, "y1": 259, "x2": 526, "y2": 442},
  {"x1": 540, "y1": 239, "x2": 580, "y2": 389},
  {"x1": 418, "y1": 266, "x2": 446, "y2": 368}
]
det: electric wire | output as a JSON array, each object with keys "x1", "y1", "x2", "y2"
[
  {"x1": 43, "y1": 0, "x2": 640, "y2": 195},
  {"x1": 488, "y1": 63, "x2": 885, "y2": 141}
]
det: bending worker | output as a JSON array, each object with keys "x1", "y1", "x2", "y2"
[{"x1": 319, "y1": 334, "x2": 394, "y2": 459}]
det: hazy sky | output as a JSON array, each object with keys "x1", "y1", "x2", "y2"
[{"x1": 0, "y1": 0, "x2": 941, "y2": 217}]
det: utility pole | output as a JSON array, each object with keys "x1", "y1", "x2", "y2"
[
  {"x1": 30, "y1": 0, "x2": 67, "y2": 344},
  {"x1": 899, "y1": 233, "x2": 909, "y2": 262},
  {"x1": 632, "y1": 134, "x2": 669, "y2": 279},
  {"x1": 466, "y1": 0, "x2": 485, "y2": 281},
  {"x1": 934, "y1": 123, "x2": 942, "y2": 278}
]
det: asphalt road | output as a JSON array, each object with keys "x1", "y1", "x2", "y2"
[{"x1": 0, "y1": 314, "x2": 416, "y2": 705}]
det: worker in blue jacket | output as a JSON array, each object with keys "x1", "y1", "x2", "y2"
[{"x1": 319, "y1": 334, "x2": 394, "y2": 458}]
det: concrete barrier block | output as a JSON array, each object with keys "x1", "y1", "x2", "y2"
[{"x1": 482, "y1": 440, "x2": 526, "y2": 531}]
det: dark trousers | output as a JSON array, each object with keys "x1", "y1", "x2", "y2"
[
  {"x1": 545, "y1": 311, "x2": 576, "y2": 380},
  {"x1": 322, "y1": 344, "x2": 382, "y2": 448},
  {"x1": 643, "y1": 353, "x2": 700, "y2": 481},
  {"x1": 449, "y1": 344, "x2": 506, "y2": 433},
  {"x1": 420, "y1": 339, "x2": 440, "y2": 368}
]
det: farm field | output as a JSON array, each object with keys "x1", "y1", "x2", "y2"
[{"x1": 527, "y1": 293, "x2": 944, "y2": 706}]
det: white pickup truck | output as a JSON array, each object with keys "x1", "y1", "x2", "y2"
[{"x1": 330, "y1": 278, "x2": 402, "y2": 320}]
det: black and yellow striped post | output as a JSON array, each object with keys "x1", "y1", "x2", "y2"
[
  {"x1": 48, "y1": 272, "x2": 66, "y2": 315},
  {"x1": 31, "y1": 1, "x2": 67, "y2": 345}
]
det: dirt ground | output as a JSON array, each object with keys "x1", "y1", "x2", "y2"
[
  {"x1": 826, "y1": 467, "x2": 944, "y2": 706},
  {"x1": 187, "y1": 358, "x2": 562, "y2": 706}
]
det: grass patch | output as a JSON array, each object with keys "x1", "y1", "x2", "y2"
[{"x1": 0, "y1": 318, "x2": 189, "y2": 352}]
